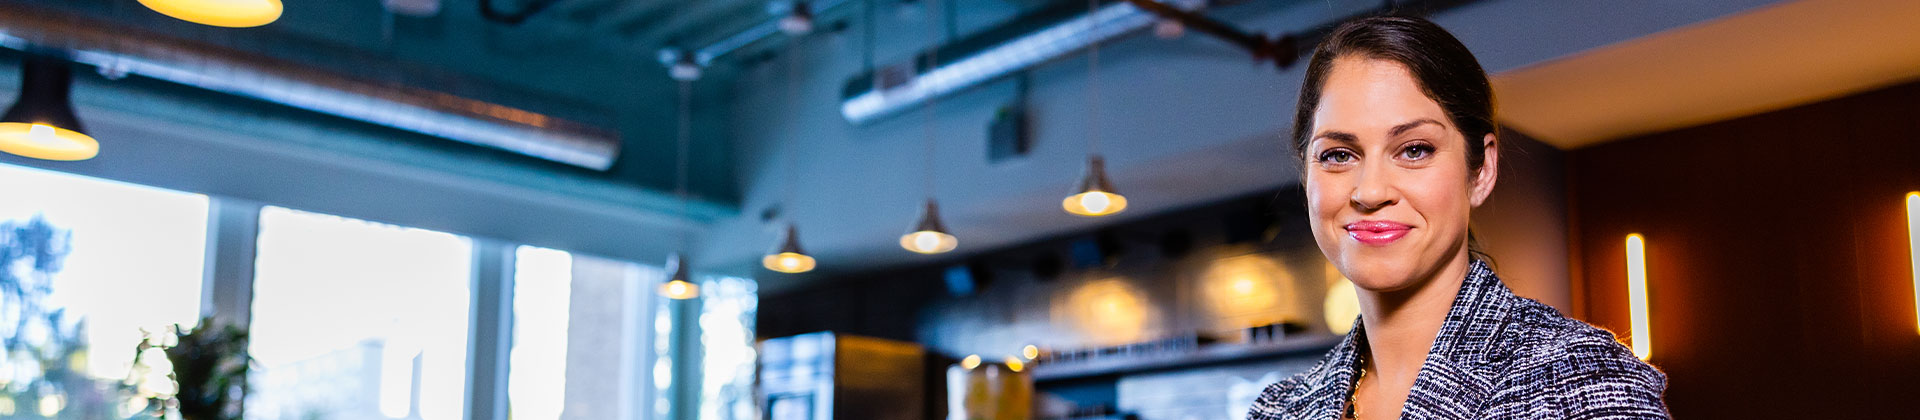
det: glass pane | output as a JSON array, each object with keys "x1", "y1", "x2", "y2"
[
  {"x1": 248, "y1": 207, "x2": 472, "y2": 420},
  {"x1": 698, "y1": 276, "x2": 758, "y2": 420},
  {"x1": 510, "y1": 246, "x2": 571, "y2": 420},
  {"x1": 511, "y1": 246, "x2": 653, "y2": 420},
  {"x1": 0, "y1": 163, "x2": 209, "y2": 415}
]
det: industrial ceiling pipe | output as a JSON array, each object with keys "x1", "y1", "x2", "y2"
[
  {"x1": 0, "y1": 4, "x2": 622, "y2": 170},
  {"x1": 836, "y1": 0, "x2": 1488, "y2": 125}
]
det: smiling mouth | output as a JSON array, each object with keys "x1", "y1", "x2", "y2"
[{"x1": 1344, "y1": 221, "x2": 1412, "y2": 246}]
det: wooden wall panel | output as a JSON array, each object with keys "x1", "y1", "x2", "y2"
[{"x1": 1568, "y1": 80, "x2": 1920, "y2": 418}]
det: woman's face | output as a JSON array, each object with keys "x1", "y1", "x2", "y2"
[{"x1": 1303, "y1": 57, "x2": 1497, "y2": 292}]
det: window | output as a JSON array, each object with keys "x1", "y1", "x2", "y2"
[
  {"x1": 510, "y1": 246, "x2": 658, "y2": 420},
  {"x1": 697, "y1": 276, "x2": 759, "y2": 420},
  {"x1": 247, "y1": 207, "x2": 473, "y2": 420},
  {"x1": 0, "y1": 162, "x2": 209, "y2": 381}
]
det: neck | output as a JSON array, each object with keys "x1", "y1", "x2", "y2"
[{"x1": 1356, "y1": 251, "x2": 1473, "y2": 386}]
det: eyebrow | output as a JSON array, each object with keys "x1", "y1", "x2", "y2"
[
  {"x1": 1314, "y1": 118, "x2": 1447, "y2": 144},
  {"x1": 1389, "y1": 118, "x2": 1446, "y2": 137},
  {"x1": 1312, "y1": 131, "x2": 1358, "y2": 144}
]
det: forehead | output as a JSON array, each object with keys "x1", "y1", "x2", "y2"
[{"x1": 1311, "y1": 57, "x2": 1451, "y2": 137}]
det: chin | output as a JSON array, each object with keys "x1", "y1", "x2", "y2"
[{"x1": 1333, "y1": 248, "x2": 1426, "y2": 293}]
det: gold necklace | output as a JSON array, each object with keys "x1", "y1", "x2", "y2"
[{"x1": 1345, "y1": 358, "x2": 1366, "y2": 419}]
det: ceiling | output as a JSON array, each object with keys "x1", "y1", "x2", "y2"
[
  {"x1": 0, "y1": 0, "x2": 848, "y2": 204},
  {"x1": 9, "y1": 0, "x2": 1893, "y2": 290},
  {"x1": 1494, "y1": 0, "x2": 1920, "y2": 148}
]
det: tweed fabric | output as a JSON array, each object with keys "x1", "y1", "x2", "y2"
[{"x1": 1246, "y1": 260, "x2": 1669, "y2": 419}]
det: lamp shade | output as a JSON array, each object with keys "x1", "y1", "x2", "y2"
[
  {"x1": 762, "y1": 224, "x2": 817, "y2": 273},
  {"x1": 901, "y1": 199, "x2": 958, "y2": 254},
  {"x1": 660, "y1": 252, "x2": 699, "y2": 300},
  {"x1": 1062, "y1": 155, "x2": 1127, "y2": 216},
  {"x1": 0, "y1": 57, "x2": 97, "y2": 161},
  {"x1": 138, "y1": 0, "x2": 284, "y2": 28}
]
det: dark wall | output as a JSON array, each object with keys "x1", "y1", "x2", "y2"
[{"x1": 1568, "y1": 80, "x2": 1920, "y2": 418}]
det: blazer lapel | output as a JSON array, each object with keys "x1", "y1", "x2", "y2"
[
  {"x1": 1398, "y1": 260, "x2": 1520, "y2": 420},
  {"x1": 1287, "y1": 327, "x2": 1365, "y2": 420}
]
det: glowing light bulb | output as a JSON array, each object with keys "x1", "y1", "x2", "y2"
[
  {"x1": 761, "y1": 252, "x2": 816, "y2": 274},
  {"x1": 1004, "y1": 356, "x2": 1025, "y2": 372},
  {"x1": 1232, "y1": 277, "x2": 1256, "y2": 295},
  {"x1": 960, "y1": 354, "x2": 981, "y2": 369},
  {"x1": 661, "y1": 280, "x2": 699, "y2": 300},
  {"x1": 1080, "y1": 192, "x2": 1111, "y2": 213},
  {"x1": 900, "y1": 230, "x2": 957, "y2": 254},
  {"x1": 26, "y1": 124, "x2": 54, "y2": 145},
  {"x1": 1021, "y1": 345, "x2": 1039, "y2": 360}
]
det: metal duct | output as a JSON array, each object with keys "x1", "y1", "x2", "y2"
[
  {"x1": 0, "y1": 5, "x2": 621, "y2": 170},
  {"x1": 839, "y1": 0, "x2": 1169, "y2": 125}
]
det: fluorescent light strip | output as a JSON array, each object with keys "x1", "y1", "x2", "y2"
[
  {"x1": 1625, "y1": 233, "x2": 1652, "y2": 361},
  {"x1": 1907, "y1": 192, "x2": 1919, "y2": 336}
]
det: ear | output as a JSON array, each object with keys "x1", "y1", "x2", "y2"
[{"x1": 1469, "y1": 133, "x2": 1499, "y2": 207}]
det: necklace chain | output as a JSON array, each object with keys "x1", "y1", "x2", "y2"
[{"x1": 1346, "y1": 357, "x2": 1367, "y2": 419}]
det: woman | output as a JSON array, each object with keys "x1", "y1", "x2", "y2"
[{"x1": 1246, "y1": 16, "x2": 1668, "y2": 420}]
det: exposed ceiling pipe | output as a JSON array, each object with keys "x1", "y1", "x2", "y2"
[
  {"x1": 678, "y1": 0, "x2": 856, "y2": 67},
  {"x1": 839, "y1": 0, "x2": 1489, "y2": 125},
  {"x1": 839, "y1": 0, "x2": 1168, "y2": 124},
  {"x1": 0, "y1": 5, "x2": 621, "y2": 170}
]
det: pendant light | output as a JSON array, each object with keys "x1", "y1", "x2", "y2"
[
  {"x1": 900, "y1": 199, "x2": 958, "y2": 254},
  {"x1": 1062, "y1": 156, "x2": 1127, "y2": 216},
  {"x1": 660, "y1": 79, "x2": 700, "y2": 300},
  {"x1": 1062, "y1": 0, "x2": 1128, "y2": 217},
  {"x1": 0, "y1": 56, "x2": 98, "y2": 161},
  {"x1": 763, "y1": 225, "x2": 817, "y2": 273},
  {"x1": 138, "y1": 0, "x2": 284, "y2": 28},
  {"x1": 764, "y1": 37, "x2": 818, "y2": 273},
  {"x1": 900, "y1": 0, "x2": 957, "y2": 255},
  {"x1": 661, "y1": 252, "x2": 699, "y2": 300}
]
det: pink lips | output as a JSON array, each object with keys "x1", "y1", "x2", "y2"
[{"x1": 1345, "y1": 220, "x2": 1412, "y2": 246}]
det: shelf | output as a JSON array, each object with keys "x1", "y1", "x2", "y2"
[{"x1": 1030, "y1": 334, "x2": 1342, "y2": 384}]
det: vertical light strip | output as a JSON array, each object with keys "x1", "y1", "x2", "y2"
[
  {"x1": 1906, "y1": 192, "x2": 1919, "y2": 336},
  {"x1": 1625, "y1": 234, "x2": 1652, "y2": 361}
]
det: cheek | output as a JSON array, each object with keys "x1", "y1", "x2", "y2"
[
  {"x1": 1303, "y1": 171, "x2": 1352, "y2": 251},
  {"x1": 1402, "y1": 170, "x2": 1475, "y2": 232},
  {"x1": 1303, "y1": 172, "x2": 1346, "y2": 223}
]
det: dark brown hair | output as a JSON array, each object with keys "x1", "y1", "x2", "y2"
[
  {"x1": 1291, "y1": 16, "x2": 1496, "y2": 173},
  {"x1": 1291, "y1": 16, "x2": 1498, "y2": 264}
]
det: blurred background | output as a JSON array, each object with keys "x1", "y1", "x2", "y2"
[{"x1": 0, "y1": 0, "x2": 1915, "y2": 419}]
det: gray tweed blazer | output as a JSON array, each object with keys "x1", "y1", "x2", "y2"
[{"x1": 1246, "y1": 260, "x2": 1669, "y2": 419}]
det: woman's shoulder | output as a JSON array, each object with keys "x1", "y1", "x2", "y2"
[
  {"x1": 1505, "y1": 298, "x2": 1665, "y2": 384},
  {"x1": 1497, "y1": 298, "x2": 1670, "y2": 417}
]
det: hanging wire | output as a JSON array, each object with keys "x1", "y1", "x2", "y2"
[
  {"x1": 676, "y1": 79, "x2": 693, "y2": 251},
  {"x1": 920, "y1": 0, "x2": 943, "y2": 200},
  {"x1": 1086, "y1": 0, "x2": 1102, "y2": 156},
  {"x1": 784, "y1": 35, "x2": 803, "y2": 227}
]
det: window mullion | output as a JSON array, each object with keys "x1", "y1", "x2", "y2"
[{"x1": 466, "y1": 239, "x2": 515, "y2": 420}]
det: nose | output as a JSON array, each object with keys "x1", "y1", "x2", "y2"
[{"x1": 1350, "y1": 164, "x2": 1398, "y2": 212}]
